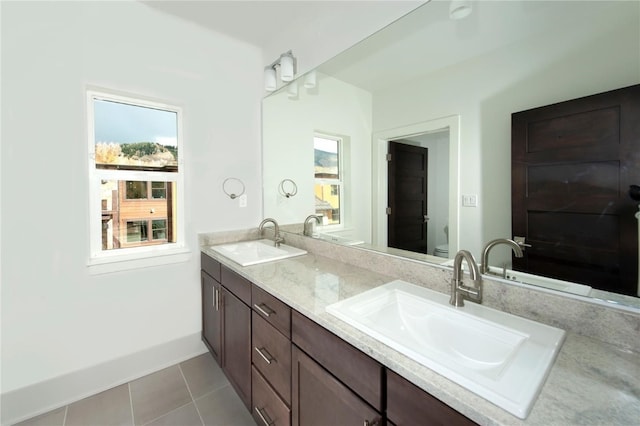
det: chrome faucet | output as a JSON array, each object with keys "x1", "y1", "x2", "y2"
[
  {"x1": 480, "y1": 238, "x2": 524, "y2": 275},
  {"x1": 303, "y1": 215, "x2": 322, "y2": 237},
  {"x1": 449, "y1": 250, "x2": 482, "y2": 307},
  {"x1": 258, "y1": 218, "x2": 284, "y2": 247}
]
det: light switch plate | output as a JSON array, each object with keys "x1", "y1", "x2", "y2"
[{"x1": 462, "y1": 194, "x2": 478, "y2": 207}]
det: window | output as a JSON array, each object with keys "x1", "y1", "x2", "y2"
[
  {"x1": 314, "y1": 135, "x2": 343, "y2": 226},
  {"x1": 88, "y1": 89, "x2": 184, "y2": 267}
]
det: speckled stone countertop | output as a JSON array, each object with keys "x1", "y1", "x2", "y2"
[{"x1": 200, "y1": 244, "x2": 640, "y2": 426}]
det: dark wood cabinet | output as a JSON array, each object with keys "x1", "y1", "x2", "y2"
[
  {"x1": 201, "y1": 270, "x2": 222, "y2": 363},
  {"x1": 292, "y1": 345, "x2": 382, "y2": 426},
  {"x1": 221, "y1": 286, "x2": 251, "y2": 409},
  {"x1": 201, "y1": 254, "x2": 251, "y2": 410},
  {"x1": 292, "y1": 310, "x2": 383, "y2": 412},
  {"x1": 387, "y1": 370, "x2": 477, "y2": 426}
]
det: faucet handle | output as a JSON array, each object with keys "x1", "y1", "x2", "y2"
[{"x1": 513, "y1": 236, "x2": 532, "y2": 250}]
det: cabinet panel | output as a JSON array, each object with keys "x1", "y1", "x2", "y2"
[
  {"x1": 252, "y1": 366, "x2": 291, "y2": 426},
  {"x1": 387, "y1": 369, "x2": 477, "y2": 426},
  {"x1": 253, "y1": 285, "x2": 291, "y2": 337},
  {"x1": 291, "y1": 310, "x2": 383, "y2": 411},
  {"x1": 252, "y1": 312, "x2": 291, "y2": 405},
  {"x1": 201, "y1": 270, "x2": 221, "y2": 363},
  {"x1": 292, "y1": 346, "x2": 381, "y2": 426},
  {"x1": 222, "y1": 288, "x2": 252, "y2": 410},
  {"x1": 221, "y1": 265, "x2": 252, "y2": 305},
  {"x1": 201, "y1": 252, "x2": 221, "y2": 281}
]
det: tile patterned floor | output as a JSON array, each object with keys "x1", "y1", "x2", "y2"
[{"x1": 14, "y1": 353, "x2": 255, "y2": 426}]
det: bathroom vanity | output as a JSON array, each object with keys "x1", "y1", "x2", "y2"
[
  {"x1": 201, "y1": 252, "x2": 474, "y2": 425},
  {"x1": 200, "y1": 232, "x2": 640, "y2": 425}
]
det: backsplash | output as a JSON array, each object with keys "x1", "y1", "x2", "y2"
[{"x1": 200, "y1": 228, "x2": 640, "y2": 353}]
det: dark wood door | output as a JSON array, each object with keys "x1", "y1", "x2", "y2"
[
  {"x1": 291, "y1": 346, "x2": 381, "y2": 426},
  {"x1": 201, "y1": 271, "x2": 221, "y2": 363},
  {"x1": 222, "y1": 288, "x2": 252, "y2": 409},
  {"x1": 388, "y1": 141, "x2": 429, "y2": 253},
  {"x1": 512, "y1": 84, "x2": 640, "y2": 296}
]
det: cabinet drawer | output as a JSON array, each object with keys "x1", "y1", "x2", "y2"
[
  {"x1": 387, "y1": 369, "x2": 477, "y2": 426},
  {"x1": 253, "y1": 285, "x2": 291, "y2": 337},
  {"x1": 201, "y1": 253, "x2": 221, "y2": 282},
  {"x1": 221, "y1": 265, "x2": 251, "y2": 305},
  {"x1": 252, "y1": 366, "x2": 291, "y2": 426},
  {"x1": 291, "y1": 310, "x2": 383, "y2": 411},
  {"x1": 252, "y1": 312, "x2": 291, "y2": 405}
]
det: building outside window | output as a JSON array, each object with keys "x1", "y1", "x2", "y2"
[
  {"x1": 314, "y1": 135, "x2": 343, "y2": 226},
  {"x1": 88, "y1": 89, "x2": 184, "y2": 262}
]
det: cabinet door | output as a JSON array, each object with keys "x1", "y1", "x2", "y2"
[
  {"x1": 201, "y1": 271, "x2": 222, "y2": 363},
  {"x1": 222, "y1": 287, "x2": 252, "y2": 410},
  {"x1": 292, "y1": 346, "x2": 381, "y2": 426}
]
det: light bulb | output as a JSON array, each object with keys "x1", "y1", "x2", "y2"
[
  {"x1": 450, "y1": 0, "x2": 472, "y2": 20},
  {"x1": 280, "y1": 54, "x2": 294, "y2": 82},
  {"x1": 287, "y1": 81, "x2": 298, "y2": 99},
  {"x1": 264, "y1": 67, "x2": 277, "y2": 92},
  {"x1": 304, "y1": 70, "x2": 316, "y2": 89}
]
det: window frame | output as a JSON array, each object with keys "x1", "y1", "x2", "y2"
[
  {"x1": 314, "y1": 133, "x2": 345, "y2": 229},
  {"x1": 87, "y1": 88, "x2": 187, "y2": 272}
]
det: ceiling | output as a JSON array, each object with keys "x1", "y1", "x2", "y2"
[{"x1": 141, "y1": 1, "x2": 407, "y2": 50}]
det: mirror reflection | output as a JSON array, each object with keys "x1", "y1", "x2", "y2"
[{"x1": 262, "y1": 0, "x2": 640, "y2": 307}]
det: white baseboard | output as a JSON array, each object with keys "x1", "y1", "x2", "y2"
[{"x1": 1, "y1": 332, "x2": 208, "y2": 426}]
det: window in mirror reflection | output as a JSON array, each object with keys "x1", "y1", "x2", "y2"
[{"x1": 314, "y1": 135, "x2": 342, "y2": 226}]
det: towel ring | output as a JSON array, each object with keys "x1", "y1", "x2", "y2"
[
  {"x1": 222, "y1": 177, "x2": 245, "y2": 199},
  {"x1": 279, "y1": 179, "x2": 298, "y2": 198}
]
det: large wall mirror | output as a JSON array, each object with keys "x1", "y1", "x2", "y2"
[{"x1": 262, "y1": 0, "x2": 640, "y2": 309}]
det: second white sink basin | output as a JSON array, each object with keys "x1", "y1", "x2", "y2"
[
  {"x1": 209, "y1": 239, "x2": 307, "y2": 266},
  {"x1": 326, "y1": 280, "x2": 565, "y2": 419}
]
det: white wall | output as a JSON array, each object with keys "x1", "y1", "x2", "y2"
[
  {"x1": 1, "y1": 1, "x2": 263, "y2": 422},
  {"x1": 373, "y1": 2, "x2": 640, "y2": 259},
  {"x1": 263, "y1": 74, "x2": 372, "y2": 242}
]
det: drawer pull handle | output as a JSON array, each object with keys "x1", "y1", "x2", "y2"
[
  {"x1": 255, "y1": 346, "x2": 275, "y2": 364},
  {"x1": 254, "y1": 303, "x2": 275, "y2": 317},
  {"x1": 255, "y1": 406, "x2": 274, "y2": 426}
]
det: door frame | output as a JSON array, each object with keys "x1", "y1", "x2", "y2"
[{"x1": 372, "y1": 115, "x2": 460, "y2": 256}]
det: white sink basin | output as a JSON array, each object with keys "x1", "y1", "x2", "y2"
[
  {"x1": 326, "y1": 280, "x2": 565, "y2": 419},
  {"x1": 209, "y1": 239, "x2": 307, "y2": 266}
]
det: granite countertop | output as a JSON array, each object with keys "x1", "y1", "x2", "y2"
[{"x1": 201, "y1": 246, "x2": 640, "y2": 426}]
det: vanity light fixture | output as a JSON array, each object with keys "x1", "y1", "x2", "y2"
[
  {"x1": 264, "y1": 50, "x2": 297, "y2": 92},
  {"x1": 449, "y1": 0, "x2": 472, "y2": 20}
]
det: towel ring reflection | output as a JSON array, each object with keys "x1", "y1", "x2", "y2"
[
  {"x1": 222, "y1": 178, "x2": 245, "y2": 199},
  {"x1": 279, "y1": 179, "x2": 298, "y2": 198}
]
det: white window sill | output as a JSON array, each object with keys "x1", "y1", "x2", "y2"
[{"x1": 87, "y1": 247, "x2": 192, "y2": 275}]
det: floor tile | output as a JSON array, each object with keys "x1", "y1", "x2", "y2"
[
  {"x1": 144, "y1": 402, "x2": 203, "y2": 426},
  {"x1": 13, "y1": 407, "x2": 66, "y2": 426},
  {"x1": 65, "y1": 384, "x2": 133, "y2": 426},
  {"x1": 130, "y1": 365, "x2": 192, "y2": 426},
  {"x1": 195, "y1": 386, "x2": 254, "y2": 426},
  {"x1": 180, "y1": 353, "x2": 229, "y2": 399}
]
